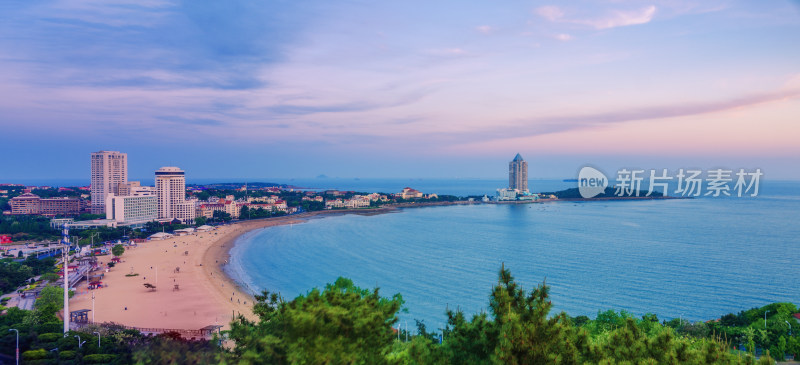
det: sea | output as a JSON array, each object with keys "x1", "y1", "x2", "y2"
[{"x1": 226, "y1": 178, "x2": 800, "y2": 329}]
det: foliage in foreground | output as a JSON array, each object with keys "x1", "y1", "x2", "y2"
[
  {"x1": 1, "y1": 266, "x2": 790, "y2": 364},
  {"x1": 0, "y1": 320, "x2": 217, "y2": 364},
  {"x1": 221, "y1": 267, "x2": 777, "y2": 364},
  {"x1": 224, "y1": 277, "x2": 403, "y2": 364}
]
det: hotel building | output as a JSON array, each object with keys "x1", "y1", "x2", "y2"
[
  {"x1": 509, "y1": 153, "x2": 528, "y2": 192},
  {"x1": 105, "y1": 184, "x2": 158, "y2": 226},
  {"x1": 9, "y1": 193, "x2": 83, "y2": 216},
  {"x1": 155, "y1": 166, "x2": 196, "y2": 223},
  {"x1": 90, "y1": 150, "x2": 128, "y2": 214}
]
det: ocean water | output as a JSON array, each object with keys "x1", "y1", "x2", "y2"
[{"x1": 227, "y1": 180, "x2": 800, "y2": 329}]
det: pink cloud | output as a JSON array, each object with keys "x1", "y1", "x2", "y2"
[
  {"x1": 536, "y1": 5, "x2": 657, "y2": 30},
  {"x1": 475, "y1": 25, "x2": 493, "y2": 34}
]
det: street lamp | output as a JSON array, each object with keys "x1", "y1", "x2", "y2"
[
  {"x1": 93, "y1": 331, "x2": 101, "y2": 348},
  {"x1": 786, "y1": 321, "x2": 792, "y2": 336},
  {"x1": 764, "y1": 310, "x2": 770, "y2": 329},
  {"x1": 74, "y1": 335, "x2": 86, "y2": 348},
  {"x1": 9, "y1": 329, "x2": 18, "y2": 365}
]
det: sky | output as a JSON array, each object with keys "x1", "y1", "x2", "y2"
[{"x1": 1, "y1": 0, "x2": 799, "y2": 181}]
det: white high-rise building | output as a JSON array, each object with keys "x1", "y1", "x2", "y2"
[
  {"x1": 155, "y1": 166, "x2": 196, "y2": 223},
  {"x1": 105, "y1": 185, "x2": 158, "y2": 226},
  {"x1": 91, "y1": 151, "x2": 128, "y2": 214}
]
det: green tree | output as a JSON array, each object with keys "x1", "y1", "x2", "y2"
[
  {"x1": 27, "y1": 286, "x2": 65, "y2": 323},
  {"x1": 40, "y1": 272, "x2": 60, "y2": 282},
  {"x1": 111, "y1": 244, "x2": 125, "y2": 257},
  {"x1": 212, "y1": 210, "x2": 232, "y2": 223},
  {"x1": 223, "y1": 277, "x2": 404, "y2": 364},
  {"x1": 239, "y1": 206, "x2": 250, "y2": 220}
]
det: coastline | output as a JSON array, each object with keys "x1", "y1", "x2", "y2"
[
  {"x1": 69, "y1": 197, "x2": 683, "y2": 333},
  {"x1": 214, "y1": 197, "x2": 678, "y2": 310}
]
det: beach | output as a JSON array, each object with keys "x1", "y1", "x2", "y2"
[{"x1": 67, "y1": 209, "x2": 400, "y2": 331}]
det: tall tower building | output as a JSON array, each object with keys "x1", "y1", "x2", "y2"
[
  {"x1": 508, "y1": 153, "x2": 528, "y2": 192},
  {"x1": 155, "y1": 166, "x2": 196, "y2": 222},
  {"x1": 90, "y1": 151, "x2": 128, "y2": 214}
]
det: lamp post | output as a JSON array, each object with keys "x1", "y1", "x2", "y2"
[
  {"x1": 764, "y1": 310, "x2": 770, "y2": 329},
  {"x1": 74, "y1": 335, "x2": 85, "y2": 348},
  {"x1": 9, "y1": 328, "x2": 18, "y2": 365},
  {"x1": 93, "y1": 331, "x2": 101, "y2": 348},
  {"x1": 62, "y1": 225, "x2": 70, "y2": 335},
  {"x1": 786, "y1": 321, "x2": 792, "y2": 336}
]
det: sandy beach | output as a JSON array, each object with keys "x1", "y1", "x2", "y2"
[{"x1": 67, "y1": 208, "x2": 400, "y2": 331}]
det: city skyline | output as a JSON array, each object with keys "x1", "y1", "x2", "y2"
[{"x1": 1, "y1": 1, "x2": 799, "y2": 180}]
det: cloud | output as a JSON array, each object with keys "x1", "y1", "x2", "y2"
[
  {"x1": 536, "y1": 5, "x2": 657, "y2": 30},
  {"x1": 157, "y1": 115, "x2": 224, "y2": 126},
  {"x1": 475, "y1": 25, "x2": 493, "y2": 34},
  {"x1": 427, "y1": 48, "x2": 468, "y2": 56},
  {"x1": 268, "y1": 90, "x2": 430, "y2": 116},
  {"x1": 459, "y1": 88, "x2": 800, "y2": 142},
  {"x1": 554, "y1": 33, "x2": 573, "y2": 41},
  {"x1": 0, "y1": 0, "x2": 314, "y2": 92},
  {"x1": 535, "y1": 6, "x2": 564, "y2": 22},
  {"x1": 586, "y1": 5, "x2": 657, "y2": 29}
]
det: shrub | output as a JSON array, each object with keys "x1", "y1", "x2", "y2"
[
  {"x1": 37, "y1": 332, "x2": 62, "y2": 342},
  {"x1": 60, "y1": 350, "x2": 76, "y2": 359},
  {"x1": 22, "y1": 348, "x2": 48, "y2": 360},
  {"x1": 83, "y1": 353, "x2": 117, "y2": 363}
]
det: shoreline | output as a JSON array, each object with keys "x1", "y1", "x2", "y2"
[
  {"x1": 214, "y1": 197, "x2": 686, "y2": 306},
  {"x1": 68, "y1": 197, "x2": 687, "y2": 333}
]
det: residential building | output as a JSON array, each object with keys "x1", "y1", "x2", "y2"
[
  {"x1": 105, "y1": 186, "x2": 158, "y2": 226},
  {"x1": 246, "y1": 203, "x2": 271, "y2": 211},
  {"x1": 90, "y1": 150, "x2": 128, "y2": 214},
  {"x1": 197, "y1": 203, "x2": 225, "y2": 219},
  {"x1": 197, "y1": 195, "x2": 248, "y2": 218},
  {"x1": 398, "y1": 187, "x2": 423, "y2": 199},
  {"x1": 509, "y1": 153, "x2": 528, "y2": 192},
  {"x1": 10, "y1": 193, "x2": 82, "y2": 216},
  {"x1": 496, "y1": 188, "x2": 518, "y2": 201},
  {"x1": 155, "y1": 166, "x2": 196, "y2": 223},
  {"x1": 248, "y1": 195, "x2": 280, "y2": 204},
  {"x1": 9, "y1": 193, "x2": 41, "y2": 214},
  {"x1": 325, "y1": 196, "x2": 370, "y2": 209},
  {"x1": 366, "y1": 193, "x2": 389, "y2": 202},
  {"x1": 40, "y1": 197, "x2": 82, "y2": 216},
  {"x1": 117, "y1": 181, "x2": 141, "y2": 196},
  {"x1": 223, "y1": 197, "x2": 242, "y2": 218}
]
